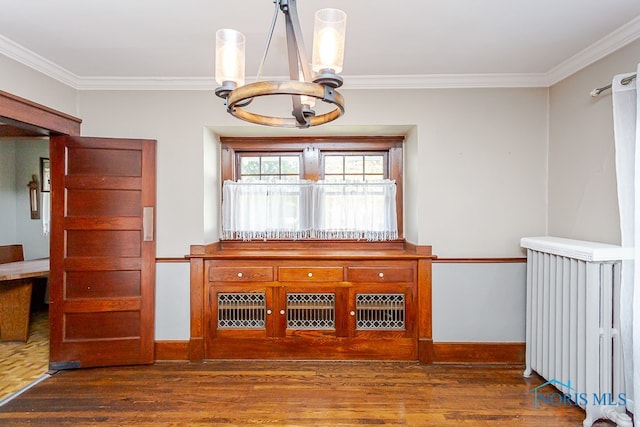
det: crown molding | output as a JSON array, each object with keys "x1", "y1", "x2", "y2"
[
  {"x1": 71, "y1": 73, "x2": 550, "y2": 91},
  {"x1": 341, "y1": 73, "x2": 550, "y2": 89},
  {"x1": 546, "y1": 15, "x2": 640, "y2": 85},
  {"x1": 0, "y1": 34, "x2": 79, "y2": 88},
  {"x1": 73, "y1": 76, "x2": 218, "y2": 91},
  {"x1": 1, "y1": 19, "x2": 639, "y2": 91}
]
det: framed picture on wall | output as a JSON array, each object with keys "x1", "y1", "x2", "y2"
[{"x1": 40, "y1": 157, "x2": 51, "y2": 192}]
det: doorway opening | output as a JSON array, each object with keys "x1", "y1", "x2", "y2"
[
  {"x1": 0, "y1": 90, "x2": 80, "y2": 403},
  {"x1": 0, "y1": 136, "x2": 51, "y2": 402}
]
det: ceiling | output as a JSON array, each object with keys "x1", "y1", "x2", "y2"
[{"x1": 0, "y1": 0, "x2": 640, "y2": 91}]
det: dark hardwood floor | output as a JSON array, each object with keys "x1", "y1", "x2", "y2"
[{"x1": 0, "y1": 360, "x2": 623, "y2": 426}]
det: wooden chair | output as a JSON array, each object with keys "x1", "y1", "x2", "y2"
[
  {"x1": 0, "y1": 244, "x2": 24, "y2": 264},
  {"x1": 0, "y1": 244, "x2": 31, "y2": 341}
]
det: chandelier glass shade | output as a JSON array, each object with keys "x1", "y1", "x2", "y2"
[{"x1": 214, "y1": 0, "x2": 346, "y2": 128}]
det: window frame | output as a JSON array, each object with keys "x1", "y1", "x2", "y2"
[
  {"x1": 220, "y1": 136, "x2": 405, "y2": 239},
  {"x1": 235, "y1": 152, "x2": 304, "y2": 181},
  {"x1": 320, "y1": 151, "x2": 388, "y2": 181}
]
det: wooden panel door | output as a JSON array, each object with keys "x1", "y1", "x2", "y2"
[{"x1": 49, "y1": 136, "x2": 156, "y2": 369}]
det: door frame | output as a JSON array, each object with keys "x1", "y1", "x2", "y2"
[
  {"x1": 0, "y1": 91, "x2": 74, "y2": 360},
  {"x1": 0, "y1": 90, "x2": 82, "y2": 136},
  {"x1": 0, "y1": 90, "x2": 79, "y2": 361}
]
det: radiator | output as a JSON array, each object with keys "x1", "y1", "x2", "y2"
[{"x1": 521, "y1": 237, "x2": 633, "y2": 427}]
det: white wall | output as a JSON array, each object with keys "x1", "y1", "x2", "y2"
[
  {"x1": 155, "y1": 262, "x2": 191, "y2": 340},
  {"x1": 14, "y1": 139, "x2": 50, "y2": 259},
  {"x1": 0, "y1": 139, "x2": 49, "y2": 259},
  {"x1": 412, "y1": 88, "x2": 548, "y2": 256},
  {"x1": 0, "y1": 54, "x2": 78, "y2": 117},
  {"x1": 0, "y1": 141, "x2": 17, "y2": 245},
  {"x1": 548, "y1": 39, "x2": 640, "y2": 244},
  {"x1": 433, "y1": 262, "x2": 526, "y2": 342},
  {"x1": 403, "y1": 126, "x2": 420, "y2": 244},
  {"x1": 203, "y1": 128, "x2": 220, "y2": 244}
]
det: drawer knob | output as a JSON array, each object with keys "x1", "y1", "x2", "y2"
[
  {"x1": 350, "y1": 311, "x2": 356, "y2": 316},
  {"x1": 280, "y1": 310, "x2": 285, "y2": 315},
  {"x1": 266, "y1": 309, "x2": 272, "y2": 315},
  {"x1": 378, "y1": 272, "x2": 384, "y2": 278},
  {"x1": 237, "y1": 272, "x2": 243, "y2": 278},
  {"x1": 307, "y1": 272, "x2": 313, "y2": 278}
]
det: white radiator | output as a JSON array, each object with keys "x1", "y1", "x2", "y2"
[{"x1": 521, "y1": 237, "x2": 633, "y2": 427}]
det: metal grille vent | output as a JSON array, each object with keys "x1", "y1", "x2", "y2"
[
  {"x1": 356, "y1": 293, "x2": 405, "y2": 330},
  {"x1": 287, "y1": 293, "x2": 335, "y2": 330},
  {"x1": 218, "y1": 293, "x2": 266, "y2": 329}
]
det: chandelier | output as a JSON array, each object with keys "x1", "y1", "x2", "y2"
[{"x1": 214, "y1": 0, "x2": 346, "y2": 128}]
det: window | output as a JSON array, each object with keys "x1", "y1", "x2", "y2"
[
  {"x1": 237, "y1": 154, "x2": 302, "y2": 182},
  {"x1": 221, "y1": 136, "x2": 404, "y2": 240},
  {"x1": 236, "y1": 152, "x2": 388, "y2": 182},
  {"x1": 322, "y1": 153, "x2": 386, "y2": 181}
]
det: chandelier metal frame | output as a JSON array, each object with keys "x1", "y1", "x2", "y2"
[{"x1": 214, "y1": 0, "x2": 345, "y2": 128}]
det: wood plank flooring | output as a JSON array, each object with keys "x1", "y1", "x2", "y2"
[
  {"x1": 0, "y1": 310, "x2": 49, "y2": 402},
  {"x1": 0, "y1": 360, "x2": 625, "y2": 426}
]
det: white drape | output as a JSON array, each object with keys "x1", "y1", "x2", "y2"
[
  {"x1": 612, "y1": 65, "x2": 639, "y2": 414},
  {"x1": 41, "y1": 192, "x2": 50, "y2": 236},
  {"x1": 221, "y1": 179, "x2": 398, "y2": 241},
  {"x1": 222, "y1": 180, "x2": 313, "y2": 240},
  {"x1": 313, "y1": 180, "x2": 398, "y2": 241}
]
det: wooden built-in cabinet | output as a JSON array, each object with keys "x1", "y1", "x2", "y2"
[{"x1": 189, "y1": 241, "x2": 434, "y2": 363}]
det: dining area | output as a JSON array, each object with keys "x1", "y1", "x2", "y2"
[
  {"x1": 0, "y1": 243, "x2": 50, "y2": 404},
  {"x1": 0, "y1": 130, "x2": 52, "y2": 403},
  {"x1": 0, "y1": 244, "x2": 49, "y2": 342}
]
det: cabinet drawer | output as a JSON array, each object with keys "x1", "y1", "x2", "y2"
[
  {"x1": 209, "y1": 266, "x2": 273, "y2": 282},
  {"x1": 347, "y1": 266, "x2": 414, "y2": 283},
  {"x1": 278, "y1": 266, "x2": 343, "y2": 282}
]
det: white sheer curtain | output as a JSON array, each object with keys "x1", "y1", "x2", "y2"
[
  {"x1": 222, "y1": 179, "x2": 398, "y2": 241},
  {"x1": 222, "y1": 180, "x2": 313, "y2": 240},
  {"x1": 612, "y1": 65, "x2": 639, "y2": 414},
  {"x1": 41, "y1": 192, "x2": 50, "y2": 236},
  {"x1": 313, "y1": 180, "x2": 398, "y2": 241}
]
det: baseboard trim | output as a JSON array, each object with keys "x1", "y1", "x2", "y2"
[
  {"x1": 155, "y1": 340, "x2": 189, "y2": 360},
  {"x1": 432, "y1": 342, "x2": 525, "y2": 364},
  {"x1": 154, "y1": 340, "x2": 524, "y2": 364}
]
